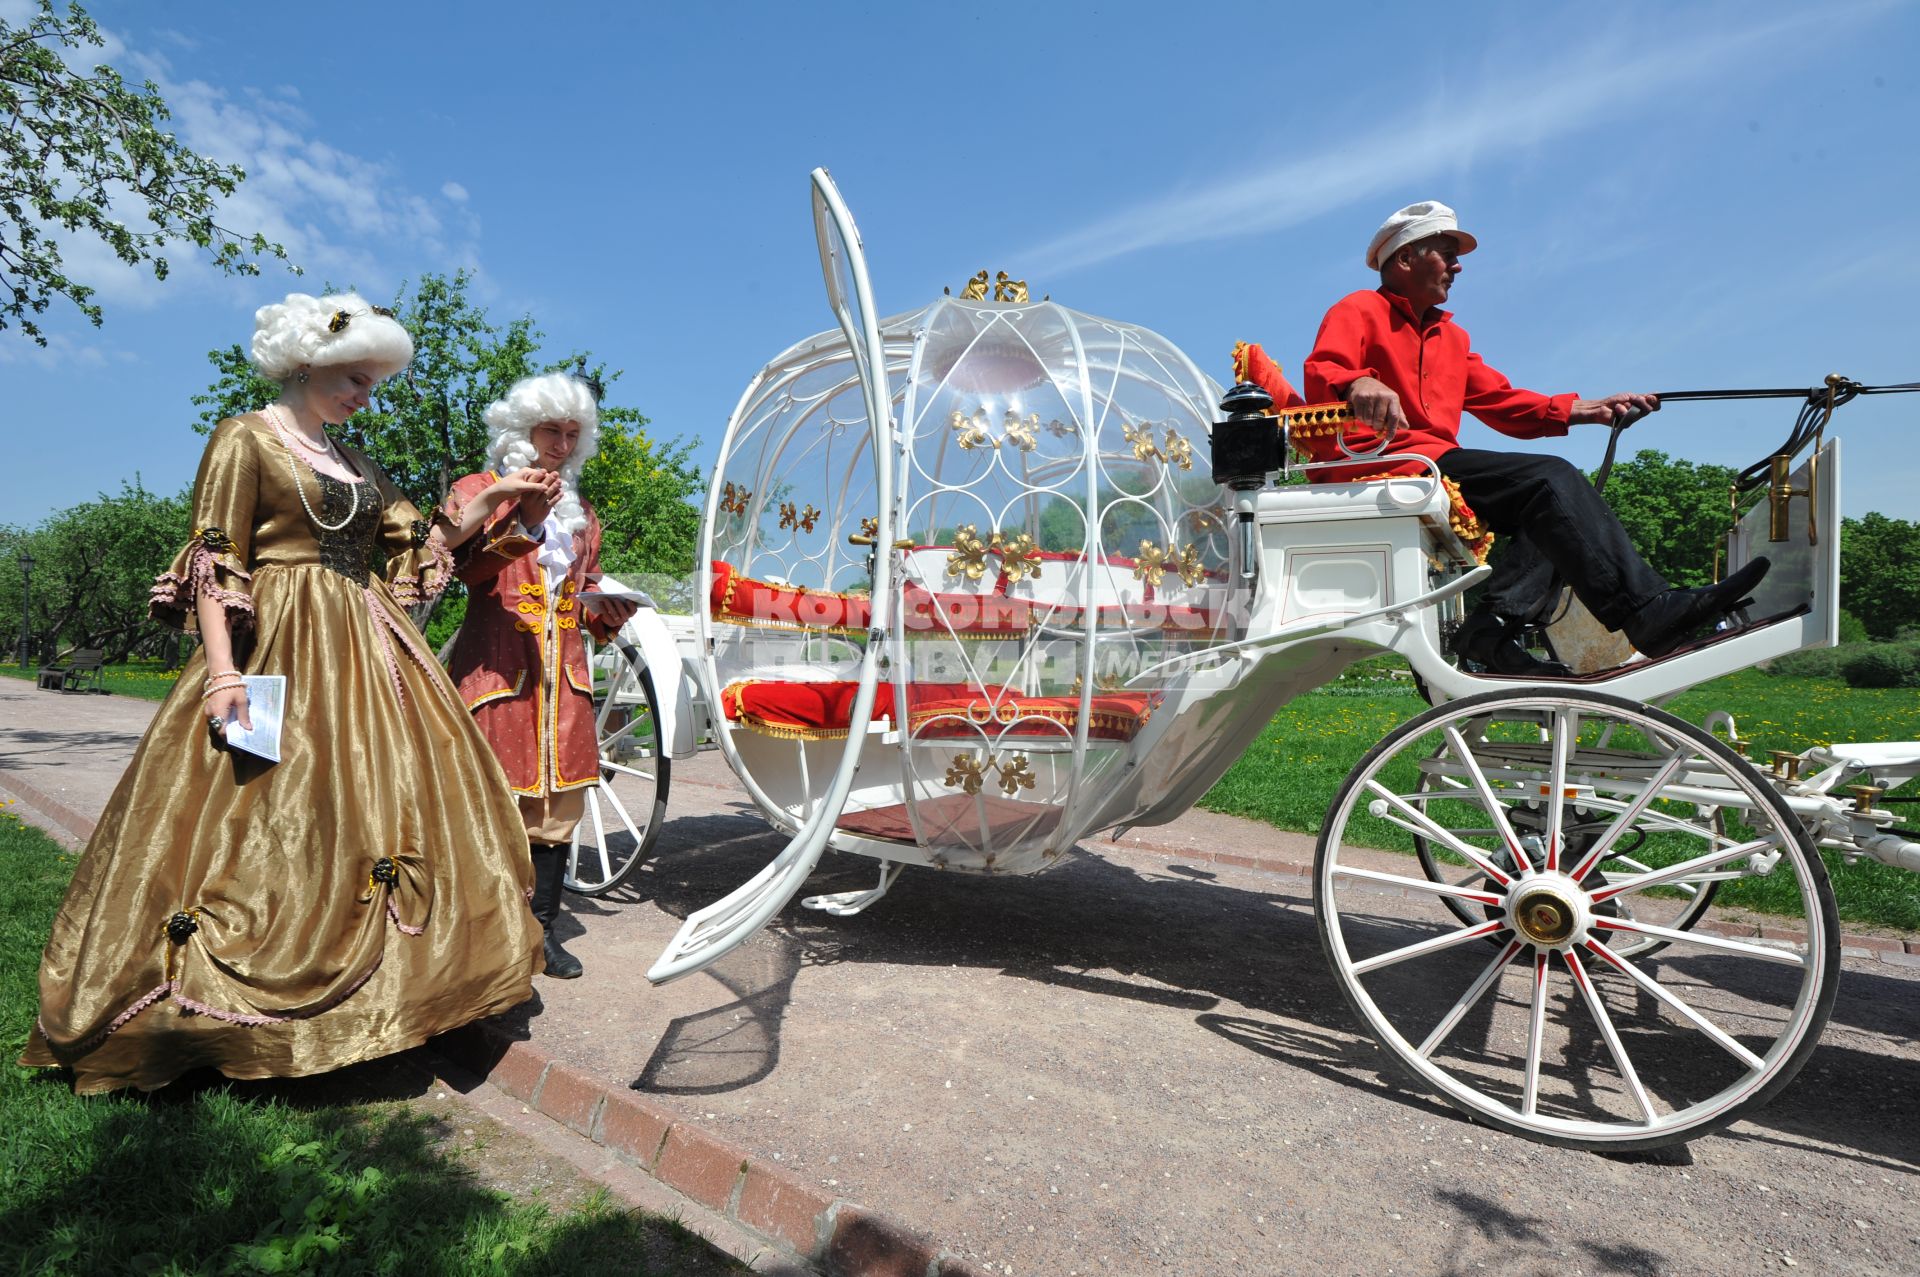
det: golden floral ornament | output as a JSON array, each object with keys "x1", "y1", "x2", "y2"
[
  {"x1": 328, "y1": 310, "x2": 352, "y2": 333},
  {"x1": 1132, "y1": 540, "x2": 1170, "y2": 588},
  {"x1": 1122, "y1": 418, "x2": 1162, "y2": 463},
  {"x1": 719, "y1": 481, "x2": 752, "y2": 517},
  {"x1": 959, "y1": 270, "x2": 991, "y2": 301},
  {"x1": 778, "y1": 501, "x2": 822, "y2": 533},
  {"x1": 950, "y1": 408, "x2": 994, "y2": 451},
  {"x1": 859, "y1": 515, "x2": 880, "y2": 540},
  {"x1": 991, "y1": 530, "x2": 1042, "y2": 584},
  {"x1": 1161, "y1": 426, "x2": 1194, "y2": 471},
  {"x1": 1175, "y1": 542, "x2": 1206, "y2": 588},
  {"x1": 941, "y1": 750, "x2": 1037, "y2": 798},
  {"x1": 195, "y1": 526, "x2": 234, "y2": 554},
  {"x1": 409, "y1": 518, "x2": 432, "y2": 547},
  {"x1": 1002, "y1": 410, "x2": 1040, "y2": 452},
  {"x1": 1045, "y1": 417, "x2": 1077, "y2": 439},
  {"x1": 944, "y1": 752, "x2": 988, "y2": 795},
  {"x1": 945, "y1": 524, "x2": 992, "y2": 581},
  {"x1": 993, "y1": 271, "x2": 1030, "y2": 304}
]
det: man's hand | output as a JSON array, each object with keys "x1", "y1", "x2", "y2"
[
  {"x1": 584, "y1": 595, "x2": 640, "y2": 629},
  {"x1": 1342, "y1": 375, "x2": 1410, "y2": 438},
  {"x1": 512, "y1": 468, "x2": 565, "y2": 529},
  {"x1": 1570, "y1": 392, "x2": 1661, "y2": 425}
]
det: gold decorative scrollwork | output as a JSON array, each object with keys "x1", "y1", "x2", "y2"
[
  {"x1": 778, "y1": 501, "x2": 821, "y2": 533},
  {"x1": 1175, "y1": 542, "x2": 1206, "y2": 588},
  {"x1": 959, "y1": 270, "x2": 991, "y2": 301},
  {"x1": 719, "y1": 481, "x2": 751, "y2": 516},
  {"x1": 859, "y1": 515, "x2": 879, "y2": 540},
  {"x1": 950, "y1": 408, "x2": 994, "y2": 450},
  {"x1": 994, "y1": 531, "x2": 1042, "y2": 584},
  {"x1": 946, "y1": 524, "x2": 992, "y2": 581},
  {"x1": 1070, "y1": 670, "x2": 1124, "y2": 694},
  {"x1": 1133, "y1": 540, "x2": 1170, "y2": 588},
  {"x1": 994, "y1": 271, "x2": 1029, "y2": 304},
  {"x1": 942, "y1": 750, "x2": 1036, "y2": 797},
  {"x1": 1122, "y1": 419, "x2": 1162, "y2": 463},
  {"x1": 1002, "y1": 410, "x2": 1039, "y2": 452},
  {"x1": 1161, "y1": 426, "x2": 1194, "y2": 471}
]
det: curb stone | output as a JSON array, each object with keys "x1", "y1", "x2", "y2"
[{"x1": 433, "y1": 1020, "x2": 988, "y2": 1277}]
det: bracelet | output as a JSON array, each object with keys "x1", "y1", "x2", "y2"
[
  {"x1": 203, "y1": 669, "x2": 242, "y2": 686},
  {"x1": 201, "y1": 679, "x2": 245, "y2": 699}
]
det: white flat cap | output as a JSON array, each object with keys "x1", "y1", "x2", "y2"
[{"x1": 1366, "y1": 200, "x2": 1479, "y2": 270}]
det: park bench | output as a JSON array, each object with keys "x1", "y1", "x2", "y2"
[{"x1": 37, "y1": 648, "x2": 106, "y2": 693}]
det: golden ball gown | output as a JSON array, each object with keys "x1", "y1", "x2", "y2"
[{"x1": 20, "y1": 414, "x2": 542, "y2": 1093}]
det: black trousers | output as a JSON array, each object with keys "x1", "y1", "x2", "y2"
[{"x1": 1437, "y1": 449, "x2": 1668, "y2": 631}]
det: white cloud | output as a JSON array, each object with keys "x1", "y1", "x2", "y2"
[
  {"x1": 1018, "y1": 6, "x2": 1873, "y2": 276},
  {"x1": 22, "y1": 23, "x2": 483, "y2": 311}
]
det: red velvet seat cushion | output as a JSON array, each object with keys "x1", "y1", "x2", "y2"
[{"x1": 720, "y1": 678, "x2": 1155, "y2": 742}]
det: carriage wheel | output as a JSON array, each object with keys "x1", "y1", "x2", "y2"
[
  {"x1": 566, "y1": 640, "x2": 670, "y2": 896},
  {"x1": 1410, "y1": 733, "x2": 1722, "y2": 958},
  {"x1": 1316, "y1": 687, "x2": 1839, "y2": 1151}
]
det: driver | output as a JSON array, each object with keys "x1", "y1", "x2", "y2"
[{"x1": 1302, "y1": 200, "x2": 1766, "y2": 674}]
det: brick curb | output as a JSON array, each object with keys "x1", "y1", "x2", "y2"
[
  {"x1": 0, "y1": 771, "x2": 99, "y2": 846},
  {"x1": 433, "y1": 1020, "x2": 988, "y2": 1277}
]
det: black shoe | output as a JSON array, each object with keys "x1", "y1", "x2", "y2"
[
  {"x1": 542, "y1": 932, "x2": 584, "y2": 980},
  {"x1": 529, "y1": 842, "x2": 585, "y2": 980},
  {"x1": 1623, "y1": 557, "x2": 1770, "y2": 658},
  {"x1": 1455, "y1": 611, "x2": 1573, "y2": 678}
]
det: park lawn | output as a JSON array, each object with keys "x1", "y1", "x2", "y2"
[
  {"x1": 0, "y1": 812, "x2": 739, "y2": 1276},
  {"x1": 0, "y1": 659, "x2": 184, "y2": 702},
  {"x1": 1198, "y1": 667, "x2": 1920, "y2": 932}
]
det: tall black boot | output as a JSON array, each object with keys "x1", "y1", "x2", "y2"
[{"x1": 529, "y1": 843, "x2": 584, "y2": 979}]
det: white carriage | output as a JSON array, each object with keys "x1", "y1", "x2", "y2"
[{"x1": 568, "y1": 171, "x2": 1920, "y2": 1152}]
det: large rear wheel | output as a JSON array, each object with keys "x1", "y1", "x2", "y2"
[
  {"x1": 566, "y1": 638, "x2": 670, "y2": 896},
  {"x1": 1316, "y1": 688, "x2": 1839, "y2": 1151}
]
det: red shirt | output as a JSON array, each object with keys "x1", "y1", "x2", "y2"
[{"x1": 1302, "y1": 289, "x2": 1575, "y2": 473}]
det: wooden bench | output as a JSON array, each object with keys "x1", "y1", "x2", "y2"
[{"x1": 37, "y1": 648, "x2": 106, "y2": 693}]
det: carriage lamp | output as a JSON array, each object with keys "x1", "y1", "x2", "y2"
[
  {"x1": 1212, "y1": 382, "x2": 1280, "y2": 585},
  {"x1": 13, "y1": 549, "x2": 33, "y2": 667}
]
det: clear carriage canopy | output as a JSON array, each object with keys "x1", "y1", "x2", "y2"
[{"x1": 702, "y1": 288, "x2": 1246, "y2": 875}]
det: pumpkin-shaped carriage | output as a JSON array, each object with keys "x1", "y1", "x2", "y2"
[{"x1": 566, "y1": 171, "x2": 1920, "y2": 1152}]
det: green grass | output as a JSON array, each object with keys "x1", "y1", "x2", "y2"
[
  {"x1": 0, "y1": 813, "x2": 738, "y2": 1276},
  {"x1": 0, "y1": 658, "x2": 185, "y2": 702},
  {"x1": 1199, "y1": 666, "x2": 1920, "y2": 932}
]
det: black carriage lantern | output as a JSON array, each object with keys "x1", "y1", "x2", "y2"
[{"x1": 14, "y1": 549, "x2": 34, "y2": 667}]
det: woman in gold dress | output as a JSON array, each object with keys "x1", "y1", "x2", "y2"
[{"x1": 22, "y1": 292, "x2": 549, "y2": 1094}]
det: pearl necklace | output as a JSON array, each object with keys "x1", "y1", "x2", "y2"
[{"x1": 266, "y1": 404, "x2": 361, "y2": 533}]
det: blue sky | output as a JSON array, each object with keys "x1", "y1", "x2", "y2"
[{"x1": 4, "y1": 0, "x2": 1917, "y2": 527}]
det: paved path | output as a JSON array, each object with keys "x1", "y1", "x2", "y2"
[{"x1": 4, "y1": 676, "x2": 1918, "y2": 1276}]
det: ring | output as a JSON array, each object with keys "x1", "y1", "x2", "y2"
[{"x1": 208, "y1": 716, "x2": 224, "y2": 729}]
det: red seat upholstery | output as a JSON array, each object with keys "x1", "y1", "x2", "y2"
[{"x1": 720, "y1": 678, "x2": 1156, "y2": 743}]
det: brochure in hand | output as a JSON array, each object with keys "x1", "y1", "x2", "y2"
[{"x1": 221, "y1": 674, "x2": 286, "y2": 764}]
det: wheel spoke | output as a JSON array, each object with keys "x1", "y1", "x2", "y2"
[
  {"x1": 1521, "y1": 952, "x2": 1551, "y2": 1117},
  {"x1": 1442, "y1": 725, "x2": 1532, "y2": 872},
  {"x1": 1591, "y1": 917, "x2": 1807, "y2": 966},
  {"x1": 1332, "y1": 863, "x2": 1504, "y2": 907},
  {"x1": 1364, "y1": 779, "x2": 1515, "y2": 887},
  {"x1": 587, "y1": 789, "x2": 611, "y2": 884},
  {"x1": 1544, "y1": 707, "x2": 1576, "y2": 873},
  {"x1": 600, "y1": 759, "x2": 658, "y2": 782},
  {"x1": 1589, "y1": 836, "x2": 1778, "y2": 904},
  {"x1": 1418, "y1": 938, "x2": 1526, "y2": 1058},
  {"x1": 1564, "y1": 948, "x2": 1657, "y2": 1123},
  {"x1": 598, "y1": 775, "x2": 647, "y2": 847},
  {"x1": 1567, "y1": 746, "x2": 1691, "y2": 882},
  {"x1": 1352, "y1": 918, "x2": 1510, "y2": 975},
  {"x1": 1580, "y1": 940, "x2": 1767, "y2": 1071}
]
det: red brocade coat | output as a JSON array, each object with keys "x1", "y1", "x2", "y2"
[{"x1": 444, "y1": 473, "x2": 618, "y2": 796}]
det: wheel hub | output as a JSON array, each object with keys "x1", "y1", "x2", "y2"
[{"x1": 1507, "y1": 875, "x2": 1588, "y2": 950}]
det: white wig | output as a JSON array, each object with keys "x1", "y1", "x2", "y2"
[
  {"x1": 483, "y1": 372, "x2": 601, "y2": 535},
  {"x1": 249, "y1": 291, "x2": 414, "y2": 384}
]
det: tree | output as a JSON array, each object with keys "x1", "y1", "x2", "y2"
[
  {"x1": 1592, "y1": 449, "x2": 1740, "y2": 589},
  {"x1": 1839, "y1": 512, "x2": 1920, "y2": 641},
  {"x1": 0, "y1": 1, "x2": 291, "y2": 343},
  {"x1": 0, "y1": 478, "x2": 191, "y2": 663}
]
